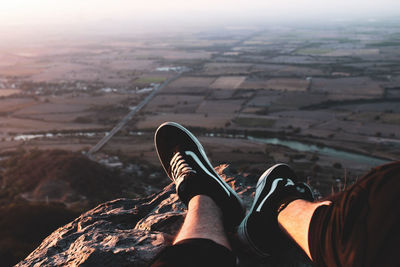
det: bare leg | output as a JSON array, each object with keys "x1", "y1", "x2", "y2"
[
  {"x1": 174, "y1": 195, "x2": 231, "y2": 250},
  {"x1": 277, "y1": 199, "x2": 332, "y2": 260}
]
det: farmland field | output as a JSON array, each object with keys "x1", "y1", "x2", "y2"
[{"x1": 209, "y1": 76, "x2": 247, "y2": 89}]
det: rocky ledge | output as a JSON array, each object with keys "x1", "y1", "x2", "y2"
[{"x1": 17, "y1": 165, "x2": 311, "y2": 267}]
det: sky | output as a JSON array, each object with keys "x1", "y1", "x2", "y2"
[{"x1": 0, "y1": 0, "x2": 399, "y2": 35}]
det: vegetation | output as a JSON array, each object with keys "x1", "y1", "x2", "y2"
[{"x1": 136, "y1": 77, "x2": 166, "y2": 84}]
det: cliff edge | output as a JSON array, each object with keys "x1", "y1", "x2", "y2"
[{"x1": 17, "y1": 165, "x2": 311, "y2": 267}]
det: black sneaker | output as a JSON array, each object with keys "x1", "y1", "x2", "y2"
[
  {"x1": 237, "y1": 163, "x2": 314, "y2": 257},
  {"x1": 155, "y1": 122, "x2": 246, "y2": 229}
]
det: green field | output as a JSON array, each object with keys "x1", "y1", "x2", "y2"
[{"x1": 136, "y1": 77, "x2": 166, "y2": 84}]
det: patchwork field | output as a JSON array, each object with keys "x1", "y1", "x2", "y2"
[
  {"x1": 209, "y1": 76, "x2": 247, "y2": 89},
  {"x1": 202, "y1": 63, "x2": 253, "y2": 75},
  {"x1": 0, "y1": 20, "x2": 398, "y2": 190},
  {"x1": 136, "y1": 113, "x2": 232, "y2": 129},
  {"x1": 145, "y1": 94, "x2": 204, "y2": 113},
  {"x1": 167, "y1": 76, "x2": 216, "y2": 88},
  {"x1": 196, "y1": 99, "x2": 245, "y2": 114},
  {"x1": 311, "y1": 77, "x2": 384, "y2": 98},
  {"x1": 241, "y1": 78, "x2": 309, "y2": 91}
]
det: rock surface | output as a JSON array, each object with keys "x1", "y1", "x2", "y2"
[{"x1": 17, "y1": 165, "x2": 312, "y2": 267}]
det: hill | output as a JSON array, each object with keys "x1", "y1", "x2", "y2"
[
  {"x1": 1, "y1": 149, "x2": 123, "y2": 206},
  {"x1": 0, "y1": 149, "x2": 167, "y2": 266}
]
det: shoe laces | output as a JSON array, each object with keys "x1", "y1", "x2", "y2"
[{"x1": 170, "y1": 151, "x2": 197, "y2": 182}]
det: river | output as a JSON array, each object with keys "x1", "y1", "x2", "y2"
[
  {"x1": 12, "y1": 131, "x2": 391, "y2": 167},
  {"x1": 247, "y1": 136, "x2": 390, "y2": 166}
]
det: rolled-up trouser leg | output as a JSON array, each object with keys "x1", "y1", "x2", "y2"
[{"x1": 308, "y1": 161, "x2": 400, "y2": 267}]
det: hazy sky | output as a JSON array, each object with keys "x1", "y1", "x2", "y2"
[
  {"x1": 2, "y1": 0, "x2": 400, "y2": 24},
  {"x1": 0, "y1": 0, "x2": 399, "y2": 35}
]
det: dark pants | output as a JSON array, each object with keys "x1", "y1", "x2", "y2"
[
  {"x1": 150, "y1": 161, "x2": 400, "y2": 267},
  {"x1": 309, "y1": 161, "x2": 400, "y2": 267},
  {"x1": 150, "y1": 238, "x2": 236, "y2": 267}
]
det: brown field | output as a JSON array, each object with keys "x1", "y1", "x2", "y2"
[
  {"x1": 161, "y1": 87, "x2": 210, "y2": 94},
  {"x1": 314, "y1": 119, "x2": 400, "y2": 137},
  {"x1": 0, "y1": 98, "x2": 36, "y2": 113},
  {"x1": 241, "y1": 107, "x2": 265, "y2": 114},
  {"x1": 131, "y1": 49, "x2": 213, "y2": 60},
  {"x1": 269, "y1": 92, "x2": 329, "y2": 110},
  {"x1": 311, "y1": 77, "x2": 383, "y2": 97},
  {"x1": 274, "y1": 65, "x2": 324, "y2": 76},
  {"x1": 233, "y1": 115, "x2": 276, "y2": 128},
  {"x1": 251, "y1": 64, "x2": 324, "y2": 77},
  {"x1": 202, "y1": 63, "x2": 253, "y2": 75},
  {"x1": 0, "y1": 117, "x2": 105, "y2": 133},
  {"x1": 30, "y1": 62, "x2": 90, "y2": 82},
  {"x1": 144, "y1": 94, "x2": 204, "y2": 113},
  {"x1": 15, "y1": 112, "x2": 95, "y2": 123},
  {"x1": 51, "y1": 94, "x2": 137, "y2": 106},
  {"x1": 247, "y1": 95, "x2": 280, "y2": 107},
  {"x1": 107, "y1": 59, "x2": 156, "y2": 71},
  {"x1": 0, "y1": 89, "x2": 22, "y2": 97},
  {"x1": 196, "y1": 99, "x2": 245, "y2": 114},
  {"x1": 0, "y1": 93, "x2": 141, "y2": 135},
  {"x1": 348, "y1": 112, "x2": 400, "y2": 125},
  {"x1": 207, "y1": 90, "x2": 235, "y2": 100},
  {"x1": 167, "y1": 77, "x2": 216, "y2": 88},
  {"x1": 338, "y1": 102, "x2": 400, "y2": 113},
  {"x1": 324, "y1": 49, "x2": 380, "y2": 57},
  {"x1": 266, "y1": 78, "x2": 309, "y2": 91},
  {"x1": 136, "y1": 113, "x2": 232, "y2": 129},
  {"x1": 242, "y1": 78, "x2": 309, "y2": 91},
  {"x1": 268, "y1": 55, "x2": 314, "y2": 64},
  {"x1": 209, "y1": 76, "x2": 247, "y2": 89},
  {"x1": 0, "y1": 64, "x2": 43, "y2": 76},
  {"x1": 13, "y1": 103, "x2": 89, "y2": 116}
]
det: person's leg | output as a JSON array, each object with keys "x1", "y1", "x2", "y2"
[
  {"x1": 241, "y1": 161, "x2": 400, "y2": 267},
  {"x1": 277, "y1": 199, "x2": 331, "y2": 259},
  {"x1": 303, "y1": 161, "x2": 400, "y2": 267},
  {"x1": 150, "y1": 195, "x2": 236, "y2": 267},
  {"x1": 237, "y1": 163, "x2": 315, "y2": 257},
  {"x1": 174, "y1": 195, "x2": 231, "y2": 249},
  {"x1": 154, "y1": 122, "x2": 245, "y2": 229},
  {"x1": 150, "y1": 122, "x2": 246, "y2": 266}
]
